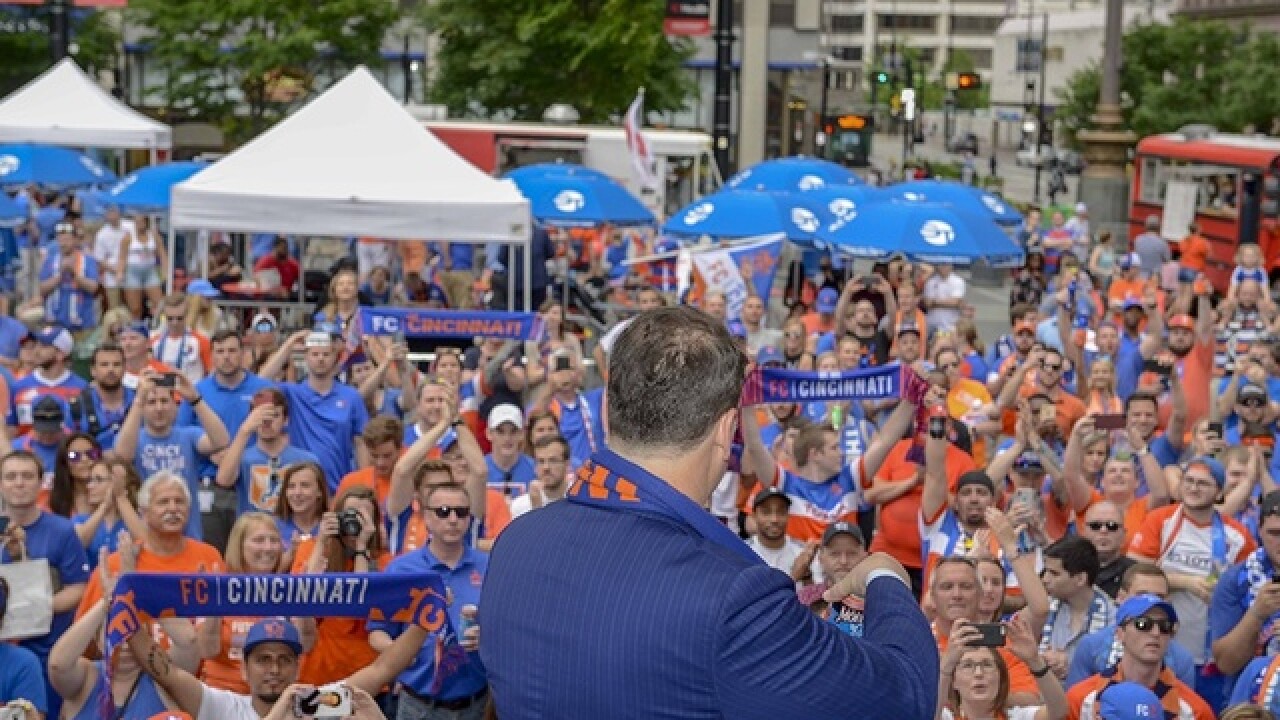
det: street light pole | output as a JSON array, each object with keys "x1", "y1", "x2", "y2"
[
  {"x1": 816, "y1": 59, "x2": 830, "y2": 156},
  {"x1": 1078, "y1": 0, "x2": 1136, "y2": 240},
  {"x1": 49, "y1": 0, "x2": 70, "y2": 63},
  {"x1": 1032, "y1": 13, "x2": 1048, "y2": 205},
  {"x1": 712, "y1": 0, "x2": 736, "y2": 175}
]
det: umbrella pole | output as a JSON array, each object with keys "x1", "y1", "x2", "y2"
[{"x1": 166, "y1": 221, "x2": 176, "y2": 294}]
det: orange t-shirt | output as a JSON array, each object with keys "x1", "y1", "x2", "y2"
[
  {"x1": 200, "y1": 616, "x2": 262, "y2": 693},
  {"x1": 936, "y1": 627, "x2": 1039, "y2": 698},
  {"x1": 289, "y1": 538, "x2": 391, "y2": 686},
  {"x1": 801, "y1": 312, "x2": 835, "y2": 339},
  {"x1": 869, "y1": 440, "x2": 976, "y2": 569},
  {"x1": 1179, "y1": 234, "x2": 1210, "y2": 273},
  {"x1": 1156, "y1": 343, "x2": 1213, "y2": 433},
  {"x1": 335, "y1": 468, "x2": 394, "y2": 511},
  {"x1": 78, "y1": 540, "x2": 225, "y2": 619},
  {"x1": 947, "y1": 379, "x2": 993, "y2": 467},
  {"x1": 1066, "y1": 668, "x2": 1214, "y2": 720}
]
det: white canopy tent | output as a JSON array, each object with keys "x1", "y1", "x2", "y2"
[
  {"x1": 170, "y1": 65, "x2": 532, "y2": 306},
  {"x1": 0, "y1": 58, "x2": 171, "y2": 151}
]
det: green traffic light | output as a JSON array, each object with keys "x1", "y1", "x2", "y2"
[{"x1": 875, "y1": 72, "x2": 889, "y2": 84}]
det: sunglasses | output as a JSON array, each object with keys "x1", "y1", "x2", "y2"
[
  {"x1": 430, "y1": 505, "x2": 471, "y2": 520},
  {"x1": 1086, "y1": 520, "x2": 1122, "y2": 533},
  {"x1": 1041, "y1": 363, "x2": 1063, "y2": 372},
  {"x1": 1127, "y1": 616, "x2": 1176, "y2": 635},
  {"x1": 1240, "y1": 399, "x2": 1266, "y2": 408},
  {"x1": 67, "y1": 448, "x2": 102, "y2": 463}
]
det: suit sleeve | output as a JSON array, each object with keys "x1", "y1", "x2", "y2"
[{"x1": 714, "y1": 567, "x2": 937, "y2": 720}]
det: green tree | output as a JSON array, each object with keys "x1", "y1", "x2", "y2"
[
  {"x1": 128, "y1": 0, "x2": 398, "y2": 142},
  {"x1": 426, "y1": 0, "x2": 695, "y2": 123},
  {"x1": 0, "y1": 8, "x2": 120, "y2": 96},
  {"x1": 1055, "y1": 17, "x2": 1272, "y2": 145}
]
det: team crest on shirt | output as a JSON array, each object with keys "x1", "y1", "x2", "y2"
[
  {"x1": 335, "y1": 400, "x2": 345, "y2": 408},
  {"x1": 470, "y1": 570, "x2": 483, "y2": 587}
]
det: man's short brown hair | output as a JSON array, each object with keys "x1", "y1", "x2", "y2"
[{"x1": 363, "y1": 416, "x2": 404, "y2": 449}]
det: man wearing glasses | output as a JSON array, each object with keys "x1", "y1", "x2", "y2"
[
  {"x1": 997, "y1": 346, "x2": 1086, "y2": 442},
  {"x1": 1065, "y1": 594, "x2": 1214, "y2": 720},
  {"x1": 37, "y1": 221, "x2": 100, "y2": 336},
  {"x1": 1129, "y1": 457, "x2": 1255, "y2": 710},
  {"x1": 1080, "y1": 502, "x2": 1136, "y2": 600},
  {"x1": 369, "y1": 482, "x2": 488, "y2": 717}
]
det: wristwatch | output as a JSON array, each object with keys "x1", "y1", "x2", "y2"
[{"x1": 1030, "y1": 659, "x2": 1052, "y2": 678}]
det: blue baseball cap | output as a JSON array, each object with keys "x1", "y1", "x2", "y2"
[
  {"x1": 757, "y1": 346, "x2": 784, "y2": 366},
  {"x1": 242, "y1": 618, "x2": 303, "y2": 659},
  {"x1": 1121, "y1": 297, "x2": 1145, "y2": 312},
  {"x1": 34, "y1": 325, "x2": 73, "y2": 355},
  {"x1": 186, "y1": 278, "x2": 220, "y2": 298},
  {"x1": 119, "y1": 321, "x2": 151, "y2": 338},
  {"x1": 1183, "y1": 455, "x2": 1226, "y2": 488},
  {"x1": 816, "y1": 287, "x2": 839, "y2": 314},
  {"x1": 1116, "y1": 593, "x2": 1178, "y2": 626},
  {"x1": 1096, "y1": 681, "x2": 1164, "y2": 720}
]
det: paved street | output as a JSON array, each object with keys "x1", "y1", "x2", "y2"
[{"x1": 866, "y1": 128, "x2": 1080, "y2": 208}]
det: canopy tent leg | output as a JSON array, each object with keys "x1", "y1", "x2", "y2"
[
  {"x1": 166, "y1": 222, "x2": 176, "y2": 294},
  {"x1": 523, "y1": 232, "x2": 533, "y2": 313}
]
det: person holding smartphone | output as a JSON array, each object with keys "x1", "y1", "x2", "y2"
[{"x1": 937, "y1": 612, "x2": 1066, "y2": 720}]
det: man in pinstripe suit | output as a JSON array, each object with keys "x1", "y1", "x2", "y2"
[{"x1": 481, "y1": 306, "x2": 939, "y2": 719}]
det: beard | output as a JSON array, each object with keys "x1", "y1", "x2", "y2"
[{"x1": 98, "y1": 377, "x2": 122, "y2": 392}]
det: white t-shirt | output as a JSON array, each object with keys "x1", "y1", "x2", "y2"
[
  {"x1": 924, "y1": 273, "x2": 966, "y2": 332},
  {"x1": 198, "y1": 685, "x2": 259, "y2": 720},
  {"x1": 93, "y1": 219, "x2": 134, "y2": 288},
  {"x1": 747, "y1": 535, "x2": 804, "y2": 574},
  {"x1": 710, "y1": 471, "x2": 739, "y2": 521},
  {"x1": 509, "y1": 487, "x2": 566, "y2": 518},
  {"x1": 941, "y1": 707, "x2": 1039, "y2": 720}
]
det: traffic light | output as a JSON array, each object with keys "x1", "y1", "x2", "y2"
[
  {"x1": 956, "y1": 72, "x2": 982, "y2": 90},
  {"x1": 836, "y1": 114, "x2": 869, "y2": 131},
  {"x1": 874, "y1": 71, "x2": 890, "y2": 84}
]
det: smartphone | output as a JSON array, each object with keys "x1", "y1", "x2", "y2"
[
  {"x1": 295, "y1": 683, "x2": 352, "y2": 718},
  {"x1": 1094, "y1": 414, "x2": 1127, "y2": 430},
  {"x1": 929, "y1": 415, "x2": 947, "y2": 439},
  {"x1": 1012, "y1": 488, "x2": 1041, "y2": 515},
  {"x1": 1142, "y1": 358, "x2": 1172, "y2": 378},
  {"x1": 0, "y1": 516, "x2": 9, "y2": 535},
  {"x1": 1207, "y1": 421, "x2": 1224, "y2": 439},
  {"x1": 1038, "y1": 404, "x2": 1056, "y2": 425},
  {"x1": 553, "y1": 355, "x2": 572, "y2": 373},
  {"x1": 971, "y1": 622, "x2": 1007, "y2": 648},
  {"x1": 154, "y1": 373, "x2": 177, "y2": 388}
]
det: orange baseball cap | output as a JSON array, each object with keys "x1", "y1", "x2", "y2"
[{"x1": 1168, "y1": 314, "x2": 1195, "y2": 330}]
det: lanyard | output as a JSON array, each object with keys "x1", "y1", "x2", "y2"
[
  {"x1": 1040, "y1": 589, "x2": 1111, "y2": 653},
  {"x1": 1159, "y1": 506, "x2": 1226, "y2": 662},
  {"x1": 160, "y1": 331, "x2": 190, "y2": 367}
]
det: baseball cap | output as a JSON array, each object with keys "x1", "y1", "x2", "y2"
[
  {"x1": 1167, "y1": 314, "x2": 1195, "y2": 330},
  {"x1": 816, "y1": 287, "x2": 839, "y2": 314},
  {"x1": 242, "y1": 618, "x2": 303, "y2": 659},
  {"x1": 1183, "y1": 455, "x2": 1225, "y2": 487},
  {"x1": 249, "y1": 312, "x2": 278, "y2": 334},
  {"x1": 757, "y1": 346, "x2": 785, "y2": 366},
  {"x1": 897, "y1": 322, "x2": 921, "y2": 338},
  {"x1": 186, "y1": 278, "x2": 220, "y2": 298},
  {"x1": 1121, "y1": 296, "x2": 1145, "y2": 312},
  {"x1": 1117, "y1": 253, "x2": 1141, "y2": 270},
  {"x1": 1013, "y1": 451, "x2": 1044, "y2": 472},
  {"x1": 119, "y1": 321, "x2": 151, "y2": 339},
  {"x1": 32, "y1": 396, "x2": 64, "y2": 433},
  {"x1": 34, "y1": 326, "x2": 73, "y2": 355},
  {"x1": 305, "y1": 331, "x2": 334, "y2": 348},
  {"x1": 487, "y1": 403, "x2": 525, "y2": 431},
  {"x1": 1260, "y1": 490, "x2": 1280, "y2": 519},
  {"x1": 1116, "y1": 593, "x2": 1179, "y2": 625},
  {"x1": 751, "y1": 486, "x2": 791, "y2": 511},
  {"x1": 955, "y1": 470, "x2": 995, "y2": 494},
  {"x1": 1014, "y1": 320, "x2": 1036, "y2": 335},
  {"x1": 1096, "y1": 682, "x2": 1164, "y2": 720},
  {"x1": 822, "y1": 521, "x2": 865, "y2": 547}
]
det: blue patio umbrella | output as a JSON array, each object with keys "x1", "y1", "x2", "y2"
[
  {"x1": 0, "y1": 192, "x2": 23, "y2": 227},
  {"x1": 662, "y1": 188, "x2": 824, "y2": 242},
  {"x1": 787, "y1": 185, "x2": 889, "y2": 250},
  {"x1": 726, "y1": 156, "x2": 863, "y2": 193},
  {"x1": 816, "y1": 199, "x2": 1025, "y2": 267},
  {"x1": 105, "y1": 161, "x2": 207, "y2": 212},
  {"x1": 505, "y1": 163, "x2": 653, "y2": 226},
  {"x1": 883, "y1": 180, "x2": 1024, "y2": 227},
  {"x1": 0, "y1": 143, "x2": 116, "y2": 186}
]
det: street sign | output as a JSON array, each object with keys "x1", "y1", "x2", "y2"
[{"x1": 664, "y1": 1, "x2": 711, "y2": 36}]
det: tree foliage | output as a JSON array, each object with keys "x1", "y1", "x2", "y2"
[
  {"x1": 1055, "y1": 17, "x2": 1280, "y2": 145},
  {"x1": 0, "y1": 7, "x2": 120, "y2": 97},
  {"x1": 426, "y1": 0, "x2": 696, "y2": 123},
  {"x1": 128, "y1": 0, "x2": 399, "y2": 142}
]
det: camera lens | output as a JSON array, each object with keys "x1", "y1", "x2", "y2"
[{"x1": 338, "y1": 510, "x2": 362, "y2": 537}]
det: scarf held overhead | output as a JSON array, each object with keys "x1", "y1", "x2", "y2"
[
  {"x1": 361, "y1": 308, "x2": 545, "y2": 341},
  {"x1": 740, "y1": 364, "x2": 904, "y2": 406},
  {"x1": 105, "y1": 572, "x2": 452, "y2": 659}
]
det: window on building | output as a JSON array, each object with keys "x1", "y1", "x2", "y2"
[
  {"x1": 835, "y1": 46, "x2": 863, "y2": 62},
  {"x1": 830, "y1": 14, "x2": 864, "y2": 33},
  {"x1": 1045, "y1": 46, "x2": 1064, "y2": 62},
  {"x1": 949, "y1": 15, "x2": 1004, "y2": 35},
  {"x1": 877, "y1": 14, "x2": 936, "y2": 32},
  {"x1": 770, "y1": 0, "x2": 795, "y2": 27}
]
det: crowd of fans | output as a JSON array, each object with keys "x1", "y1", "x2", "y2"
[{"x1": 0, "y1": 190, "x2": 1279, "y2": 720}]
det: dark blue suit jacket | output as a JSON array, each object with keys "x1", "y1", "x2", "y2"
[{"x1": 480, "y1": 499, "x2": 939, "y2": 719}]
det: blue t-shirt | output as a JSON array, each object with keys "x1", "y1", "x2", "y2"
[
  {"x1": 0, "y1": 643, "x2": 46, "y2": 713},
  {"x1": 134, "y1": 425, "x2": 207, "y2": 539},
  {"x1": 278, "y1": 380, "x2": 369, "y2": 494},
  {"x1": 1115, "y1": 333, "x2": 1144, "y2": 401},
  {"x1": 1066, "y1": 622, "x2": 1197, "y2": 688},
  {"x1": 486, "y1": 454, "x2": 537, "y2": 498},
  {"x1": 76, "y1": 386, "x2": 135, "y2": 451},
  {"x1": 377, "y1": 388, "x2": 404, "y2": 420},
  {"x1": 237, "y1": 444, "x2": 319, "y2": 515},
  {"x1": 1231, "y1": 656, "x2": 1280, "y2": 707},
  {"x1": 7, "y1": 370, "x2": 87, "y2": 432},
  {"x1": 431, "y1": 241, "x2": 474, "y2": 272},
  {"x1": 70, "y1": 512, "x2": 125, "y2": 569},
  {"x1": 0, "y1": 512, "x2": 90, "y2": 659},
  {"x1": 551, "y1": 393, "x2": 602, "y2": 471},
  {"x1": 178, "y1": 372, "x2": 272, "y2": 438},
  {"x1": 39, "y1": 249, "x2": 99, "y2": 331},
  {"x1": 368, "y1": 546, "x2": 489, "y2": 700}
]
